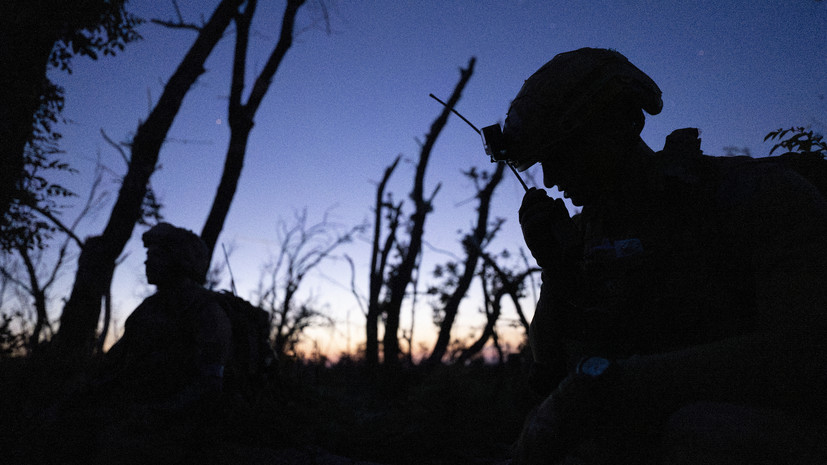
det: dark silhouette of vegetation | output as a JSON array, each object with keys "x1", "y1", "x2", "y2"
[
  {"x1": 0, "y1": 354, "x2": 537, "y2": 464},
  {"x1": 765, "y1": 126, "x2": 827, "y2": 157},
  {"x1": 200, "y1": 0, "x2": 318, "y2": 260},
  {"x1": 0, "y1": 2, "x2": 822, "y2": 461},
  {"x1": 0, "y1": 0, "x2": 141, "y2": 251},
  {"x1": 426, "y1": 164, "x2": 505, "y2": 364},
  {"x1": 365, "y1": 156, "x2": 403, "y2": 366},
  {"x1": 0, "y1": 160, "x2": 107, "y2": 353},
  {"x1": 255, "y1": 209, "x2": 364, "y2": 359},
  {"x1": 56, "y1": 0, "x2": 320, "y2": 361},
  {"x1": 55, "y1": 0, "x2": 247, "y2": 361},
  {"x1": 365, "y1": 57, "x2": 477, "y2": 367},
  {"x1": 456, "y1": 251, "x2": 538, "y2": 364}
]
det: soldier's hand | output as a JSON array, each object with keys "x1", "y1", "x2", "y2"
[
  {"x1": 519, "y1": 188, "x2": 575, "y2": 269},
  {"x1": 514, "y1": 368, "x2": 622, "y2": 465},
  {"x1": 514, "y1": 357, "x2": 664, "y2": 465},
  {"x1": 513, "y1": 373, "x2": 595, "y2": 465}
]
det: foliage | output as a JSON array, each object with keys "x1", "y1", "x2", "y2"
[
  {"x1": 365, "y1": 58, "x2": 476, "y2": 366},
  {"x1": 765, "y1": 127, "x2": 827, "y2": 157},
  {"x1": 1, "y1": 0, "x2": 142, "y2": 252},
  {"x1": 48, "y1": 1, "x2": 143, "y2": 73},
  {"x1": 0, "y1": 312, "x2": 28, "y2": 358},
  {"x1": 55, "y1": 0, "x2": 243, "y2": 359},
  {"x1": 2, "y1": 139, "x2": 77, "y2": 252}
]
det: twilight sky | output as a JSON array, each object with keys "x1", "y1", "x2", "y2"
[{"x1": 46, "y1": 0, "x2": 827, "y2": 357}]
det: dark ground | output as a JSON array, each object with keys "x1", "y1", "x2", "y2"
[{"x1": 0, "y1": 354, "x2": 540, "y2": 464}]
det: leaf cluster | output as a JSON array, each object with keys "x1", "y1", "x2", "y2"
[
  {"x1": 139, "y1": 187, "x2": 164, "y2": 226},
  {"x1": 428, "y1": 261, "x2": 460, "y2": 321},
  {"x1": 2, "y1": 135, "x2": 77, "y2": 252},
  {"x1": 2, "y1": 1, "x2": 143, "y2": 252},
  {"x1": 48, "y1": 0, "x2": 143, "y2": 73},
  {"x1": 765, "y1": 127, "x2": 827, "y2": 157},
  {"x1": 0, "y1": 312, "x2": 27, "y2": 358}
]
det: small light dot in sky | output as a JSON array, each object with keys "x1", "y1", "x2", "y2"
[
  {"x1": 216, "y1": 118, "x2": 222, "y2": 125},
  {"x1": 697, "y1": 50, "x2": 705, "y2": 56}
]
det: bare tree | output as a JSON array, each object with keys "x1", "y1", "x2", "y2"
[
  {"x1": 456, "y1": 254, "x2": 539, "y2": 365},
  {"x1": 365, "y1": 156, "x2": 402, "y2": 366},
  {"x1": 55, "y1": 0, "x2": 245, "y2": 360},
  {"x1": 200, "y1": 0, "x2": 313, "y2": 259},
  {"x1": 0, "y1": 159, "x2": 107, "y2": 352},
  {"x1": 426, "y1": 163, "x2": 505, "y2": 364},
  {"x1": 255, "y1": 209, "x2": 364, "y2": 359},
  {"x1": 365, "y1": 58, "x2": 476, "y2": 367}
]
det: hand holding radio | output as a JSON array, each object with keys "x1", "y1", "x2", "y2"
[{"x1": 519, "y1": 188, "x2": 578, "y2": 269}]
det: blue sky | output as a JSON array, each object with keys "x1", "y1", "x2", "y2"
[{"x1": 42, "y1": 0, "x2": 827, "y2": 356}]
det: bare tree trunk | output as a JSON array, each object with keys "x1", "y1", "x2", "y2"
[
  {"x1": 427, "y1": 162, "x2": 504, "y2": 364},
  {"x1": 380, "y1": 57, "x2": 476, "y2": 366},
  {"x1": 55, "y1": 0, "x2": 243, "y2": 360},
  {"x1": 96, "y1": 283, "x2": 113, "y2": 353},
  {"x1": 366, "y1": 156, "x2": 401, "y2": 366},
  {"x1": 273, "y1": 284, "x2": 296, "y2": 357},
  {"x1": 200, "y1": 0, "x2": 307, "y2": 258}
]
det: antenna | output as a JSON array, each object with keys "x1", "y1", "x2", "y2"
[
  {"x1": 428, "y1": 93, "x2": 529, "y2": 191},
  {"x1": 222, "y1": 243, "x2": 237, "y2": 295}
]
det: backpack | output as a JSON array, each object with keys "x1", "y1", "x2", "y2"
[
  {"x1": 212, "y1": 290, "x2": 278, "y2": 399},
  {"x1": 763, "y1": 150, "x2": 827, "y2": 199},
  {"x1": 663, "y1": 128, "x2": 827, "y2": 201}
]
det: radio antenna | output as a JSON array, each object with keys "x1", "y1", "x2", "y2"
[
  {"x1": 429, "y1": 93, "x2": 529, "y2": 191},
  {"x1": 429, "y1": 93, "x2": 481, "y2": 133},
  {"x1": 222, "y1": 243, "x2": 237, "y2": 295}
]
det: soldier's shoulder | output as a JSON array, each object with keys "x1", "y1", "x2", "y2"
[{"x1": 716, "y1": 154, "x2": 824, "y2": 206}]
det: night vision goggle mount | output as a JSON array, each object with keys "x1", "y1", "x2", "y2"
[
  {"x1": 429, "y1": 93, "x2": 528, "y2": 191},
  {"x1": 481, "y1": 123, "x2": 509, "y2": 164}
]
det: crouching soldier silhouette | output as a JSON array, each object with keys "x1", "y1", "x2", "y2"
[
  {"x1": 493, "y1": 48, "x2": 827, "y2": 464},
  {"x1": 104, "y1": 222, "x2": 231, "y2": 406},
  {"x1": 92, "y1": 223, "x2": 232, "y2": 462}
]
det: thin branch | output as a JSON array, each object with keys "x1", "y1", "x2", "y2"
[
  {"x1": 150, "y1": 18, "x2": 202, "y2": 32},
  {"x1": 246, "y1": 0, "x2": 306, "y2": 113},
  {"x1": 100, "y1": 129, "x2": 130, "y2": 166},
  {"x1": 0, "y1": 262, "x2": 31, "y2": 293},
  {"x1": 150, "y1": 1, "x2": 205, "y2": 33},
  {"x1": 31, "y1": 205, "x2": 83, "y2": 247},
  {"x1": 172, "y1": 0, "x2": 187, "y2": 25},
  {"x1": 344, "y1": 254, "x2": 366, "y2": 316}
]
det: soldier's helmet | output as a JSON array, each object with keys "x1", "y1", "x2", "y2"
[
  {"x1": 142, "y1": 223, "x2": 210, "y2": 285},
  {"x1": 502, "y1": 48, "x2": 663, "y2": 171}
]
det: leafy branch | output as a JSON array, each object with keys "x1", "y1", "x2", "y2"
[{"x1": 765, "y1": 127, "x2": 827, "y2": 157}]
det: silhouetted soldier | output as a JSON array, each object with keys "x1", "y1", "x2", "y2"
[
  {"x1": 104, "y1": 222, "x2": 231, "y2": 407},
  {"x1": 92, "y1": 222, "x2": 231, "y2": 462},
  {"x1": 496, "y1": 48, "x2": 827, "y2": 464}
]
